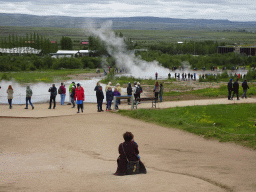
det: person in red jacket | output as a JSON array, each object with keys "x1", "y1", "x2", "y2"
[{"x1": 75, "y1": 83, "x2": 84, "y2": 113}]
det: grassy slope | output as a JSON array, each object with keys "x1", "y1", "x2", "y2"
[{"x1": 118, "y1": 104, "x2": 256, "y2": 149}]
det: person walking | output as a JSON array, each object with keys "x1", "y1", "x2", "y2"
[
  {"x1": 242, "y1": 79, "x2": 249, "y2": 99},
  {"x1": 48, "y1": 84, "x2": 57, "y2": 109},
  {"x1": 106, "y1": 86, "x2": 113, "y2": 111},
  {"x1": 153, "y1": 81, "x2": 160, "y2": 101},
  {"x1": 113, "y1": 87, "x2": 121, "y2": 110},
  {"x1": 75, "y1": 83, "x2": 84, "y2": 113},
  {"x1": 232, "y1": 79, "x2": 240, "y2": 100},
  {"x1": 7, "y1": 85, "x2": 13, "y2": 109},
  {"x1": 70, "y1": 86, "x2": 76, "y2": 108},
  {"x1": 159, "y1": 83, "x2": 164, "y2": 102},
  {"x1": 127, "y1": 82, "x2": 132, "y2": 105},
  {"x1": 68, "y1": 82, "x2": 75, "y2": 105},
  {"x1": 25, "y1": 85, "x2": 34, "y2": 110},
  {"x1": 96, "y1": 86, "x2": 104, "y2": 112},
  {"x1": 155, "y1": 72, "x2": 158, "y2": 80},
  {"x1": 228, "y1": 79, "x2": 233, "y2": 100},
  {"x1": 59, "y1": 83, "x2": 66, "y2": 105}
]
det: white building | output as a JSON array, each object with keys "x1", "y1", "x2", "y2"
[
  {"x1": 50, "y1": 50, "x2": 89, "y2": 58},
  {"x1": 0, "y1": 47, "x2": 41, "y2": 54}
]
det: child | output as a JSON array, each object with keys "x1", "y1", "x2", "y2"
[
  {"x1": 106, "y1": 87, "x2": 113, "y2": 111},
  {"x1": 113, "y1": 87, "x2": 121, "y2": 110},
  {"x1": 96, "y1": 86, "x2": 104, "y2": 112}
]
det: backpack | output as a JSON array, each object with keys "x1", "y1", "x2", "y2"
[{"x1": 58, "y1": 87, "x2": 62, "y2": 94}]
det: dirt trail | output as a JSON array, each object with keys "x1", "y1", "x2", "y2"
[{"x1": 0, "y1": 100, "x2": 256, "y2": 192}]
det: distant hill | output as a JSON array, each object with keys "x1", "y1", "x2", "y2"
[{"x1": 0, "y1": 13, "x2": 256, "y2": 31}]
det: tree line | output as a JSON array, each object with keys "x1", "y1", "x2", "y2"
[{"x1": 0, "y1": 32, "x2": 59, "y2": 54}]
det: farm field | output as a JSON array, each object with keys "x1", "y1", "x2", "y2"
[{"x1": 1, "y1": 26, "x2": 256, "y2": 46}]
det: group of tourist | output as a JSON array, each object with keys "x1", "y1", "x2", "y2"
[
  {"x1": 48, "y1": 82, "x2": 85, "y2": 113},
  {"x1": 4, "y1": 80, "x2": 165, "y2": 111},
  {"x1": 94, "y1": 82, "x2": 122, "y2": 111},
  {"x1": 227, "y1": 79, "x2": 249, "y2": 100}
]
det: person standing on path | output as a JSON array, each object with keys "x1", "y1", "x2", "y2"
[
  {"x1": 68, "y1": 82, "x2": 75, "y2": 105},
  {"x1": 113, "y1": 87, "x2": 121, "y2": 110},
  {"x1": 25, "y1": 85, "x2": 34, "y2": 110},
  {"x1": 155, "y1": 72, "x2": 158, "y2": 80},
  {"x1": 94, "y1": 82, "x2": 101, "y2": 110},
  {"x1": 70, "y1": 86, "x2": 76, "y2": 108},
  {"x1": 153, "y1": 81, "x2": 160, "y2": 101},
  {"x1": 105, "y1": 82, "x2": 112, "y2": 93},
  {"x1": 116, "y1": 83, "x2": 122, "y2": 105},
  {"x1": 232, "y1": 79, "x2": 240, "y2": 100},
  {"x1": 96, "y1": 86, "x2": 104, "y2": 112},
  {"x1": 75, "y1": 83, "x2": 84, "y2": 113},
  {"x1": 137, "y1": 82, "x2": 142, "y2": 100},
  {"x1": 227, "y1": 79, "x2": 233, "y2": 100},
  {"x1": 48, "y1": 84, "x2": 57, "y2": 109},
  {"x1": 94, "y1": 82, "x2": 100, "y2": 93},
  {"x1": 106, "y1": 86, "x2": 113, "y2": 111},
  {"x1": 7, "y1": 85, "x2": 13, "y2": 109},
  {"x1": 159, "y1": 83, "x2": 164, "y2": 102},
  {"x1": 59, "y1": 83, "x2": 66, "y2": 105},
  {"x1": 242, "y1": 79, "x2": 249, "y2": 99},
  {"x1": 127, "y1": 82, "x2": 132, "y2": 105}
]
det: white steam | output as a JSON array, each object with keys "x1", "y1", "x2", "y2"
[{"x1": 86, "y1": 20, "x2": 170, "y2": 79}]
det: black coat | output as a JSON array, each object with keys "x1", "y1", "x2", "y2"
[
  {"x1": 242, "y1": 81, "x2": 249, "y2": 90},
  {"x1": 106, "y1": 90, "x2": 113, "y2": 101},
  {"x1": 70, "y1": 89, "x2": 75, "y2": 98},
  {"x1": 49, "y1": 86, "x2": 57, "y2": 97},
  {"x1": 233, "y1": 81, "x2": 239, "y2": 92},
  {"x1": 127, "y1": 83, "x2": 132, "y2": 95},
  {"x1": 228, "y1": 81, "x2": 233, "y2": 91},
  {"x1": 96, "y1": 90, "x2": 104, "y2": 101}
]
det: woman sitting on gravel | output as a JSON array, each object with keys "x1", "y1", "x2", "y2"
[{"x1": 114, "y1": 132, "x2": 147, "y2": 176}]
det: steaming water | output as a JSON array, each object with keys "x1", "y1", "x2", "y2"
[{"x1": 0, "y1": 79, "x2": 106, "y2": 104}]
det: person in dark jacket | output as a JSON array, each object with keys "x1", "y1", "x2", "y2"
[
  {"x1": 48, "y1": 84, "x2": 57, "y2": 109},
  {"x1": 227, "y1": 79, "x2": 233, "y2": 100},
  {"x1": 242, "y1": 79, "x2": 249, "y2": 99},
  {"x1": 106, "y1": 86, "x2": 113, "y2": 111},
  {"x1": 232, "y1": 79, "x2": 239, "y2": 100},
  {"x1": 25, "y1": 85, "x2": 34, "y2": 110},
  {"x1": 96, "y1": 86, "x2": 104, "y2": 112},
  {"x1": 127, "y1": 82, "x2": 132, "y2": 105},
  {"x1": 70, "y1": 86, "x2": 76, "y2": 108},
  {"x1": 114, "y1": 132, "x2": 147, "y2": 176}
]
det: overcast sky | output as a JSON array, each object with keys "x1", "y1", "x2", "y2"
[{"x1": 0, "y1": 0, "x2": 255, "y2": 22}]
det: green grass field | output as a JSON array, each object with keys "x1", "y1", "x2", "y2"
[
  {"x1": 0, "y1": 69, "x2": 97, "y2": 83},
  {"x1": 117, "y1": 104, "x2": 256, "y2": 149},
  {"x1": 1, "y1": 26, "x2": 256, "y2": 47}
]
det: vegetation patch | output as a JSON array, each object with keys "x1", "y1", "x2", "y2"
[{"x1": 118, "y1": 104, "x2": 256, "y2": 149}]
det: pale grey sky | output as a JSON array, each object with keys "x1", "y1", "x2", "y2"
[{"x1": 0, "y1": 0, "x2": 255, "y2": 21}]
